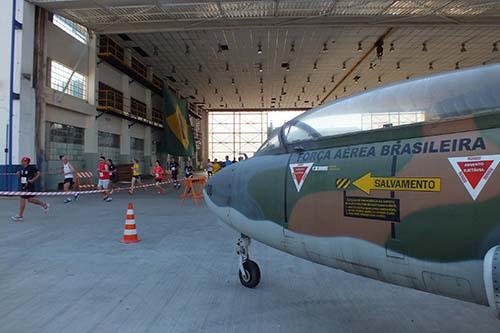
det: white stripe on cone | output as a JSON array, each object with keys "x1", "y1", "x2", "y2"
[
  {"x1": 125, "y1": 220, "x2": 136, "y2": 225},
  {"x1": 127, "y1": 210, "x2": 134, "y2": 215},
  {"x1": 124, "y1": 229, "x2": 137, "y2": 235}
]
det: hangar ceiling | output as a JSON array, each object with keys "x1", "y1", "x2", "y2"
[{"x1": 30, "y1": 1, "x2": 500, "y2": 111}]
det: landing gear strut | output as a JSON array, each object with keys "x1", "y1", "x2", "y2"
[{"x1": 237, "y1": 234, "x2": 261, "y2": 288}]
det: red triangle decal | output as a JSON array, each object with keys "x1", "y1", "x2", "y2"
[
  {"x1": 457, "y1": 160, "x2": 493, "y2": 189},
  {"x1": 292, "y1": 166, "x2": 309, "y2": 184}
]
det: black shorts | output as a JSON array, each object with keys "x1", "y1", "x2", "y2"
[
  {"x1": 64, "y1": 178, "x2": 74, "y2": 186},
  {"x1": 132, "y1": 175, "x2": 140, "y2": 179},
  {"x1": 20, "y1": 185, "x2": 35, "y2": 199},
  {"x1": 171, "y1": 172, "x2": 178, "y2": 180}
]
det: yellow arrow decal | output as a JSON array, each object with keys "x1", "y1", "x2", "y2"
[{"x1": 353, "y1": 172, "x2": 441, "y2": 195}]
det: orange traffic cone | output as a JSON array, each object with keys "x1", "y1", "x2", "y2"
[{"x1": 121, "y1": 202, "x2": 141, "y2": 243}]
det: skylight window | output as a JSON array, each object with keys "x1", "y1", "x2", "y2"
[{"x1": 53, "y1": 15, "x2": 88, "y2": 44}]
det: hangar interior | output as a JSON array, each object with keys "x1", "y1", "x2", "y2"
[{"x1": 2, "y1": 0, "x2": 500, "y2": 189}]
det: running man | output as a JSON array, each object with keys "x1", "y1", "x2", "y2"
[
  {"x1": 129, "y1": 159, "x2": 141, "y2": 194},
  {"x1": 97, "y1": 156, "x2": 112, "y2": 202},
  {"x1": 60, "y1": 154, "x2": 80, "y2": 204},
  {"x1": 213, "y1": 158, "x2": 221, "y2": 174},
  {"x1": 152, "y1": 160, "x2": 165, "y2": 194},
  {"x1": 184, "y1": 160, "x2": 194, "y2": 179},
  {"x1": 11, "y1": 157, "x2": 49, "y2": 222},
  {"x1": 168, "y1": 158, "x2": 180, "y2": 189},
  {"x1": 107, "y1": 159, "x2": 117, "y2": 192},
  {"x1": 207, "y1": 159, "x2": 214, "y2": 178}
]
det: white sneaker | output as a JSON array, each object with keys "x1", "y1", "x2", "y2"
[
  {"x1": 74, "y1": 193, "x2": 80, "y2": 201},
  {"x1": 105, "y1": 197, "x2": 112, "y2": 202},
  {"x1": 64, "y1": 198, "x2": 72, "y2": 204},
  {"x1": 11, "y1": 216, "x2": 23, "y2": 222}
]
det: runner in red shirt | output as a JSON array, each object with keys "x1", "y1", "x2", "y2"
[
  {"x1": 97, "y1": 156, "x2": 112, "y2": 202},
  {"x1": 152, "y1": 160, "x2": 165, "y2": 194}
]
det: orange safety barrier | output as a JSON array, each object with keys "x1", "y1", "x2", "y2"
[
  {"x1": 180, "y1": 177, "x2": 206, "y2": 206},
  {"x1": 76, "y1": 171, "x2": 95, "y2": 190}
]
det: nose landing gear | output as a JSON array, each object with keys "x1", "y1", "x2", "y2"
[{"x1": 237, "y1": 234, "x2": 261, "y2": 288}]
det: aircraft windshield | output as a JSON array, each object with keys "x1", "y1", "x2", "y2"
[{"x1": 283, "y1": 64, "x2": 500, "y2": 145}]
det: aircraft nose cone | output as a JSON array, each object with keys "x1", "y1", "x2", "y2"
[{"x1": 204, "y1": 167, "x2": 232, "y2": 209}]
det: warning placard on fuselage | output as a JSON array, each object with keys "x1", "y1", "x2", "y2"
[{"x1": 344, "y1": 195, "x2": 400, "y2": 222}]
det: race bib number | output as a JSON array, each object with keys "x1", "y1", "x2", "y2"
[{"x1": 21, "y1": 177, "x2": 27, "y2": 184}]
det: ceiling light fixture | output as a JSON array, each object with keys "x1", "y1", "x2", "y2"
[
  {"x1": 378, "y1": 75, "x2": 382, "y2": 83},
  {"x1": 185, "y1": 45, "x2": 190, "y2": 55},
  {"x1": 259, "y1": 77, "x2": 263, "y2": 84},
  {"x1": 342, "y1": 61, "x2": 346, "y2": 70},
  {"x1": 220, "y1": 96, "x2": 224, "y2": 102},
  {"x1": 396, "y1": 61, "x2": 401, "y2": 70},
  {"x1": 235, "y1": 88, "x2": 239, "y2": 94},
  {"x1": 364, "y1": 87, "x2": 367, "y2": 91},
  {"x1": 390, "y1": 42, "x2": 395, "y2": 52},
  {"x1": 369, "y1": 63, "x2": 374, "y2": 70},
  {"x1": 455, "y1": 62, "x2": 460, "y2": 70},
  {"x1": 493, "y1": 42, "x2": 498, "y2": 52},
  {"x1": 313, "y1": 62, "x2": 318, "y2": 70},
  {"x1": 231, "y1": 78, "x2": 235, "y2": 85},
  {"x1": 294, "y1": 102, "x2": 297, "y2": 107},
  {"x1": 258, "y1": 64, "x2": 263, "y2": 73},
  {"x1": 461, "y1": 43, "x2": 466, "y2": 53},
  {"x1": 297, "y1": 95, "x2": 301, "y2": 101},
  {"x1": 316, "y1": 95, "x2": 320, "y2": 101},
  {"x1": 429, "y1": 62, "x2": 434, "y2": 70},
  {"x1": 290, "y1": 42, "x2": 295, "y2": 53},
  {"x1": 215, "y1": 88, "x2": 218, "y2": 94},
  {"x1": 331, "y1": 75, "x2": 335, "y2": 83},
  {"x1": 226, "y1": 63, "x2": 230, "y2": 72},
  {"x1": 286, "y1": 63, "x2": 291, "y2": 72},
  {"x1": 306, "y1": 75, "x2": 311, "y2": 84},
  {"x1": 260, "y1": 87, "x2": 264, "y2": 94},
  {"x1": 302, "y1": 86, "x2": 305, "y2": 93},
  {"x1": 357, "y1": 41, "x2": 363, "y2": 52},
  {"x1": 257, "y1": 43, "x2": 263, "y2": 55},
  {"x1": 323, "y1": 86, "x2": 326, "y2": 93},
  {"x1": 422, "y1": 42, "x2": 427, "y2": 52},
  {"x1": 283, "y1": 76, "x2": 287, "y2": 84},
  {"x1": 343, "y1": 86, "x2": 346, "y2": 93},
  {"x1": 261, "y1": 96, "x2": 264, "y2": 102},
  {"x1": 239, "y1": 95, "x2": 242, "y2": 102}
]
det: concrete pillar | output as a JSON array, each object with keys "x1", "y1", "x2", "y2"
[
  {"x1": 144, "y1": 126, "x2": 151, "y2": 166},
  {"x1": 120, "y1": 118, "x2": 130, "y2": 163},
  {"x1": 201, "y1": 110, "x2": 209, "y2": 165},
  {"x1": 88, "y1": 33, "x2": 97, "y2": 106}
]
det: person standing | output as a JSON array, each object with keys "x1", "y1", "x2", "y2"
[
  {"x1": 129, "y1": 159, "x2": 141, "y2": 195},
  {"x1": 60, "y1": 155, "x2": 80, "y2": 204},
  {"x1": 97, "y1": 156, "x2": 112, "y2": 202},
  {"x1": 224, "y1": 155, "x2": 232, "y2": 167},
  {"x1": 184, "y1": 160, "x2": 193, "y2": 179},
  {"x1": 207, "y1": 159, "x2": 214, "y2": 178},
  {"x1": 168, "y1": 158, "x2": 180, "y2": 189},
  {"x1": 11, "y1": 157, "x2": 49, "y2": 222},
  {"x1": 152, "y1": 160, "x2": 165, "y2": 194},
  {"x1": 107, "y1": 159, "x2": 117, "y2": 192},
  {"x1": 213, "y1": 158, "x2": 221, "y2": 174}
]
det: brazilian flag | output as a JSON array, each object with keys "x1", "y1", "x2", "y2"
[{"x1": 161, "y1": 87, "x2": 195, "y2": 156}]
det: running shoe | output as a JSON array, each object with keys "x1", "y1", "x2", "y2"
[
  {"x1": 74, "y1": 193, "x2": 80, "y2": 201},
  {"x1": 64, "y1": 198, "x2": 72, "y2": 204},
  {"x1": 105, "y1": 197, "x2": 112, "y2": 202},
  {"x1": 43, "y1": 203, "x2": 50, "y2": 215},
  {"x1": 11, "y1": 216, "x2": 23, "y2": 222}
]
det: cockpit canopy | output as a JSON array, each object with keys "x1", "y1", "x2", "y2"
[{"x1": 258, "y1": 64, "x2": 500, "y2": 153}]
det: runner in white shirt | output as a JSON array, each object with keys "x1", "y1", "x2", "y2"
[{"x1": 60, "y1": 155, "x2": 80, "y2": 204}]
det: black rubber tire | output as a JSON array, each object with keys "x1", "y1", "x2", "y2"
[{"x1": 238, "y1": 260, "x2": 261, "y2": 288}]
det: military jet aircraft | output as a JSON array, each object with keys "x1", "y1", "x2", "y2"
[{"x1": 204, "y1": 64, "x2": 500, "y2": 318}]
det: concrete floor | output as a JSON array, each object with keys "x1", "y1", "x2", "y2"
[{"x1": 1, "y1": 188, "x2": 499, "y2": 333}]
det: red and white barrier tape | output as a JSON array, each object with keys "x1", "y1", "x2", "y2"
[{"x1": 0, "y1": 179, "x2": 184, "y2": 197}]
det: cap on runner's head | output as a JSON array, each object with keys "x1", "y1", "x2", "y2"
[{"x1": 21, "y1": 156, "x2": 31, "y2": 164}]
